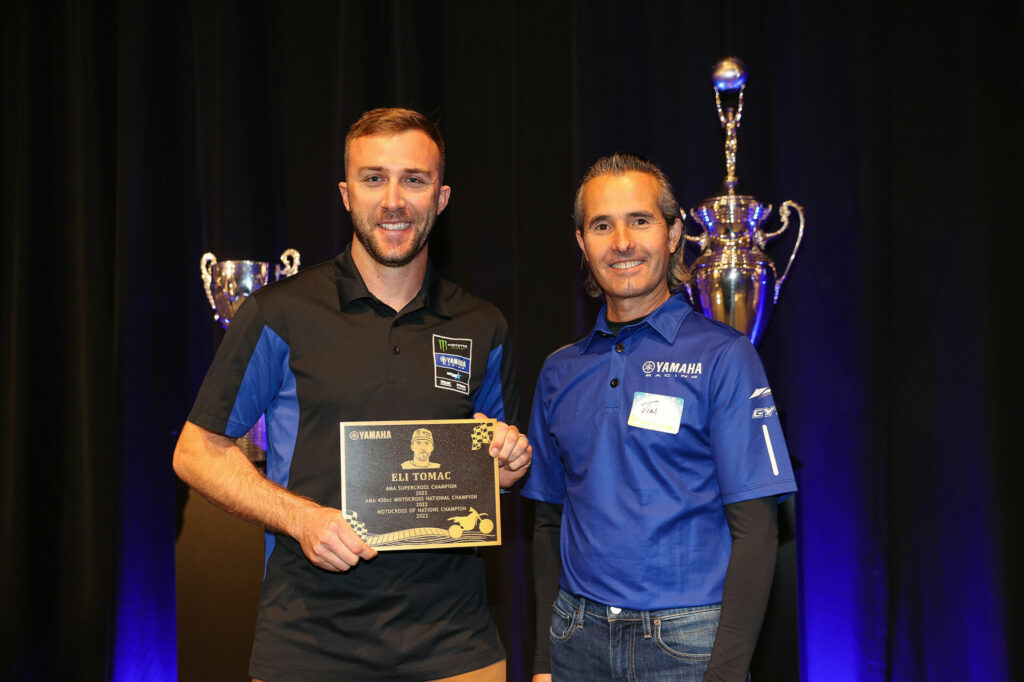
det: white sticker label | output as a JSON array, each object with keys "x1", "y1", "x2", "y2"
[{"x1": 627, "y1": 392, "x2": 684, "y2": 434}]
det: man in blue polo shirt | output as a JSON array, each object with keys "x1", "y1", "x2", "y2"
[{"x1": 522, "y1": 153, "x2": 796, "y2": 681}]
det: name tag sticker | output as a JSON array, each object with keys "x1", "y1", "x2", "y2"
[{"x1": 627, "y1": 392, "x2": 684, "y2": 434}]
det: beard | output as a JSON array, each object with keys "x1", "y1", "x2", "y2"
[{"x1": 352, "y1": 207, "x2": 437, "y2": 268}]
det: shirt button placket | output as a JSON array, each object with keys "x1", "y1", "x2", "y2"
[
  {"x1": 388, "y1": 321, "x2": 403, "y2": 383},
  {"x1": 607, "y1": 338, "x2": 625, "y2": 406}
]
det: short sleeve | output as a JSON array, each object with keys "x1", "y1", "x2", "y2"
[
  {"x1": 708, "y1": 336, "x2": 797, "y2": 504},
  {"x1": 471, "y1": 317, "x2": 519, "y2": 425},
  {"x1": 187, "y1": 295, "x2": 288, "y2": 438},
  {"x1": 521, "y1": 365, "x2": 566, "y2": 503}
]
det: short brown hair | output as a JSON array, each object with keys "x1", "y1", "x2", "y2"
[
  {"x1": 574, "y1": 152, "x2": 690, "y2": 297},
  {"x1": 344, "y1": 108, "x2": 446, "y2": 181}
]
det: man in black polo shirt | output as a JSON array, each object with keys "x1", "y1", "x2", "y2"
[{"x1": 173, "y1": 108, "x2": 531, "y2": 682}]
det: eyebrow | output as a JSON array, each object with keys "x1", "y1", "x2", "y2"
[
  {"x1": 356, "y1": 165, "x2": 433, "y2": 177},
  {"x1": 587, "y1": 210, "x2": 658, "y2": 226}
]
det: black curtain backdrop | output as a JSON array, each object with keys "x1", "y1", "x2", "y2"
[{"x1": 2, "y1": 1, "x2": 1019, "y2": 680}]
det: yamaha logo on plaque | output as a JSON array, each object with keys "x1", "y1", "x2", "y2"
[{"x1": 339, "y1": 419, "x2": 500, "y2": 551}]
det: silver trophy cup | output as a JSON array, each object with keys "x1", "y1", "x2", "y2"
[
  {"x1": 200, "y1": 249, "x2": 300, "y2": 330},
  {"x1": 199, "y1": 248, "x2": 301, "y2": 460},
  {"x1": 684, "y1": 58, "x2": 805, "y2": 346}
]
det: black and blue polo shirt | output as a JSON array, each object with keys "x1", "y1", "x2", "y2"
[{"x1": 188, "y1": 244, "x2": 517, "y2": 681}]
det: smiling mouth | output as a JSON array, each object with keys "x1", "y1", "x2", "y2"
[
  {"x1": 610, "y1": 260, "x2": 644, "y2": 270},
  {"x1": 378, "y1": 221, "x2": 412, "y2": 231}
]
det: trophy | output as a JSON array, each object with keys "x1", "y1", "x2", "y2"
[
  {"x1": 684, "y1": 58, "x2": 805, "y2": 345},
  {"x1": 200, "y1": 249, "x2": 301, "y2": 330},
  {"x1": 199, "y1": 248, "x2": 301, "y2": 460}
]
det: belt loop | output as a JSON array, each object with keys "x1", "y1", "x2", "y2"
[
  {"x1": 642, "y1": 610, "x2": 652, "y2": 639},
  {"x1": 577, "y1": 595, "x2": 586, "y2": 630}
]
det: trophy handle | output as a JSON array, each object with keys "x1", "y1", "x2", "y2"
[
  {"x1": 277, "y1": 248, "x2": 301, "y2": 279},
  {"x1": 200, "y1": 252, "x2": 218, "y2": 311},
  {"x1": 771, "y1": 201, "x2": 805, "y2": 303},
  {"x1": 684, "y1": 209, "x2": 710, "y2": 254}
]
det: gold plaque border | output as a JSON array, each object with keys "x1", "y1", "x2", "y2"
[{"x1": 339, "y1": 419, "x2": 501, "y2": 551}]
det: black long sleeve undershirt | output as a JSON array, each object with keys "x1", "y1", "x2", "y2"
[
  {"x1": 532, "y1": 500, "x2": 564, "y2": 675},
  {"x1": 531, "y1": 497, "x2": 779, "y2": 681}
]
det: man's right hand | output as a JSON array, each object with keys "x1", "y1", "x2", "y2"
[
  {"x1": 296, "y1": 506, "x2": 377, "y2": 571},
  {"x1": 173, "y1": 421, "x2": 377, "y2": 572}
]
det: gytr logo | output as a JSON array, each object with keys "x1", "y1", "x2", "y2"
[
  {"x1": 752, "y1": 406, "x2": 777, "y2": 419},
  {"x1": 749, "y1": 387, "x2": 773, "y2": 399}
]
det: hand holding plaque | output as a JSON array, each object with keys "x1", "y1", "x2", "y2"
[{"x1": 340, "y1": 420, "x2": 502, "y2": 551}]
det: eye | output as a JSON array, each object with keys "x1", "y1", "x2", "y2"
[
  {"x1": 364, "y1": 174, "x2": 384, "y2": 184},
  {"x1": 634, "y1": 217, "x2": 651, "y2": 226},
  {"x1": 591, "y1": 222, "x2": 611, "y2": 232}
]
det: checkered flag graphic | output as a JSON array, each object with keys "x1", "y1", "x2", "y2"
[
  {"x1": 343, "y1": 510, "x2": 369, "y2": 542},
  {"x1": 471, "y1": 422, "x2": 494, "y2": 451}
]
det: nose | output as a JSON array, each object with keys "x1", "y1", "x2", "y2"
[
  {"x1": 381, "y1": 179, "x2": 405, "y2": 212},
  {"x1": 611, "y1": 224, "x2": 634, "y2": 252}
]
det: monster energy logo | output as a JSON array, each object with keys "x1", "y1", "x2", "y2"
[{"x1": 435, "y1": 336, "x2": 470, "y2": 354}]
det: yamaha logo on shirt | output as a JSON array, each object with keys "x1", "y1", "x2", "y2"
[
  {"x1": 641, "y1": 360, "x2": 703, "y2": 379},
  {"x1": 432, "y1": 334, "x2": 473, "y2": 395}
]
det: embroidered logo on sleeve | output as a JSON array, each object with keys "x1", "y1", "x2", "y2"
[{"x1": 432, "y1": 335, "x2": 472, "y2": 395}]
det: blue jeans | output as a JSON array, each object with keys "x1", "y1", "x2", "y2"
[{"x1": 549, "y1": 588, "x2": 729, "y2": 682}]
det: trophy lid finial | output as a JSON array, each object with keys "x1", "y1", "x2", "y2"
[
  {"x1": 712, "y1": 57, "x2": 747, "y2": 92},
  {"x1": 711, "y1": 57, "x2": 747, "y2": 193}
]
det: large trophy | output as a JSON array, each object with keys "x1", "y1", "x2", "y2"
[
  {"x1": 684, "y1": 58, "x2": 805, "y2": 345},
  {"x1": 199, "y1": 249, "x2": 301, "y2": 461}
]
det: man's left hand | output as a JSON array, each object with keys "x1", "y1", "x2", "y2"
[{"x1": 475, "y1": 412, "x2": 532, "y2": 488}]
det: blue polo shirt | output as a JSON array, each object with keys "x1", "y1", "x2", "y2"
[{"x1": 521, "y1": 294, "x2": 796, "y2": 610}]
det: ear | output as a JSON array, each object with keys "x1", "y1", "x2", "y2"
[
  {"x1": 436, "y1": 185, "x2": 451, "y2": 214},
  {"x1": 667, "y1": 216, "x2": 683, "y2": 253},
  {"x1": 575, "y1": 230, "x2": 588, "y2": 261},
  {"x1": 338, "y1": 181, "x2": 351, "y2": 211}
]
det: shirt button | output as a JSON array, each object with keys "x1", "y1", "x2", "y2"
[
  {"x1": 392, "y1": 345, "x2": 400, "y2": 355},
  {"x1": 615, "y1": 343, "x2": 624, "y2": 353},
  {"x1": 610, "y1": 378, "x2": 619, "y2": 388},
  {"x1": 609, "y1": 606, "x2": 622, "y2": 615}
]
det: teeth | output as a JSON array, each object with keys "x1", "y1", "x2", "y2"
[
  {"x1": 379, "y1": 222, "x2": 411, "y2": 231},
  {"x1": 611, "y1": 260, "x2": 643, "y2": 269}
]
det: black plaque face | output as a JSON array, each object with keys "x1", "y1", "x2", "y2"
[{"x1": 339, "y1": 419, "x2": 500, "y2": 551}]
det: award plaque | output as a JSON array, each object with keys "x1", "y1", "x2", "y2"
[{"x1": 339, "y1": 419, "x2": 501, "y2": 551}]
